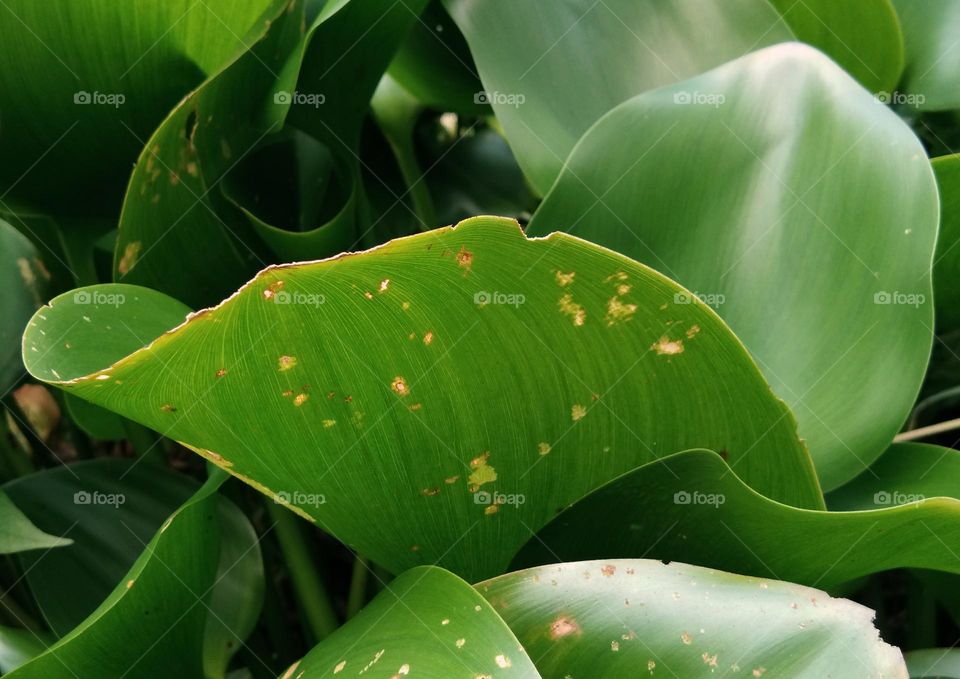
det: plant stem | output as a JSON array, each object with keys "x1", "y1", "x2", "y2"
[
  {"x1": 894, "y1": 417, "x2": 960, "y2": 442},
  {"x1": 346, "y1": 555, "x2": 369, "y2": 619},
  {"x1": 265, "y1": 500, "x2": 338, "y2": 642}
]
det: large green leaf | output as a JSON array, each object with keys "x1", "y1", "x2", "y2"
[
  {"x1": 0, "y1": 492, "x2": 71, "y2": 555},
  {"x1": 0, "y1": 0, "x2": 278, "y2": 216},
  {"x1": 932, "y1": 155, "x2": 960, "y2": 334},
  {"x1": 893, "y1": 0, "x2": 960, "y2": 112},
  {"x1": 1, "y1": 219, "x2": 50, "y2": 396},
  {"x1": 479, "y1": 559, "x2": 905, "y2": 678},
  {"x1": 442, "y1": 0, "x2": 794, "y2": 195},
  {"x1": 768, "y1": 0, "x2": 903, "y2": 93},
  {"x1": 23, "y1": 216, "x2": 821, "y2": 582},
  {"x1": 290, "y1": 566, "x2": 541, "y2": 678},
  {"x1": 513, "y1": 449, "x2": 960, "y2": 590},
  {"x1": 3, "y1": 459, "x2": 263, "y2": 677},
  {"x1": 6, "y1": 472, "x2": 226, "y2": 678},
  {"x1": 529, "y1": 42, "x2": 939, "y2": 490}
]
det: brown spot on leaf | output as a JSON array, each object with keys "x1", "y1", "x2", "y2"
[
  {"x1": 118, "y1": 242, "x2": 142, "y2": 276},
  {"x1": 550, "y1": 616, "x2": 581, "y2": 639},
  {"x1": 278, "y1": 355, "x2": 298, "y2": 371},
  {"x1": 391, "y1": 376, "x2": 409, "y2": 396},
  {"x1": 456, "y1": 246, "x2": 473, "y2": 273}
]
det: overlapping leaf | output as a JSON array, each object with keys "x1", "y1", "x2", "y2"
[
  {"x1": 513, "y1": 449, "x2": 960, "y2": 590},
  {"x1": 893, "y1": 0, "x2": 960, "y2": 112},
  {"x1": 24, "y1": 217, "x2": 821, "y2": 582},
  {"x1": 529, "y1": 43, "x2": 939, "y2": 490}
]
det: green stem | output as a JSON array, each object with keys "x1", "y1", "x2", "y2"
[
  {"x1": 265, "y1": 500, "x2": 338, "y2": 642},
  {"x1": 391, "y1": 138, "x2": 437, "y2": 232},
  {"x1": 346, "y1": 555, "x2": 369, "y2": 619}
]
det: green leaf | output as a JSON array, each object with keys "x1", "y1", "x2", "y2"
[
  {"x1": 479, "y1": 559, "x2": 905, "y2": 677},
  {"x1": 768, "y1": 0, "x2": 904, "y2": 93},
  {"x1": 23, "y1": 216, "x2": 821, "y2": 582},
  {"x1": 63, "y1": 392, "x2": 126, "y2": 440},
  {"x1": 5, "y1": 471, "x2": 226, "y2": 678},
  {"x1": 906, "y1": 649, "x2": 960, "y2": 678},
  {"x1": 893, "y1": 0, "x2": 960, "y2": 112},
  {"x1": 0, "y1": 0, "x2": 279, "y2": 216},
  {"x1": 1, "y1": 219, "x2": 50, "y2": 396},
  {"x1": 932, "y1": 155, "x2": 960, "y2": 334},
  {"x1": 0, "y1": 492, "x2": 71, "y2": 555},
  {"x1": 388, "y1": 0, "x2": 486, "y2": 114},
  {"x1": 529, "y1": 42, "x2": 939, "y2": 490},
  {"x1": 512, "y1": 449, "x2": 960, "y2": 590},
  {"x1": 289, "y1": 566, "x2": 541, "y2": 678},
  {"x1": 443, "y1": 0, "x2": 793, "y2": 194},
  {"x1": 3, "y1": 459, "x2": 263, "y2": 676}
]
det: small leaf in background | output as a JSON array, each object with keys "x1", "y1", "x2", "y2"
[
  {"x1": 291, "y1": 566, "x2": 541, "y2": 678},
  {"x1": 893, "y1": 0, "x2": 960, "y2": 112},
  {"x1": 0, "y1": 492, "x2": 71, "y2": 555}
]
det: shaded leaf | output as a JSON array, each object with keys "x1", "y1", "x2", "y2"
[
  {"x1": 932, "y1": 155, "x2": 960, "y2": 334},
  {"x1": 443, "y1": 0, "x2": 793, "y2": 194},
  {"x1": 907, "y1": 649, "x2": 960, "y2": 678},
  {"x1": 0, "y1": 492, "x2": 71, "y2": 555},
  {"x1": 513, "y1": 449, "x2": 960, "y2": 590},
  {"x1": 529, "y1": 43, "x2": 938, "y2": 490},
  {"x1": 23, "y1": 216, "x2": 821, "y2": 582},
  {"x1": 768, "y1": 0, "x2": 903, "y2": 93},
  {"x1": 893, "y1": 0, "x2": 960, "y2": 112}
]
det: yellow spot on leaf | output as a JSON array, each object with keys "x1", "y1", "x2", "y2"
[
  {"x1": 333, "y1": 660, "x2": 345, "y2": 674},
  {"x1": 467, "y1": 452, "x2": 497, "y2": 490},
  {"x1": 484, "y1": 504, "x2": 498, "y2": 516},
  {"x1": 391, "y1": 376, "x2": 409, "y2": 396},
  {"x1": 681, "y1": 632, "x2": 692, "y2": 645},
  {"x1": 652, "y1": 336, "x2": 684, "y2": 355},
  {"x1": 571, "y1": 404, "x2": 587, "y2": 421},
  {"x1": 293, "y1": 393, "x2": 309, "y2": 407},
  {"x1": 456, "y1": 638, "x2": 466, "y2": 649},
  {"x1": 611, "y1": 641, "x2": 620, "y2": 652},
  {"x1": 555, "y1": 271, "x2": 575, "y2": 287},
  {"x1": 558, "y1": 293, "x2": 586, "y2": 326},
  {"x1": 322, "y1": 419, "x2": 336, "y2": 428},
  {"x1": 118, "y1": 242, "x2": 141, "y2": 276},
  {"x1": 423, "y1": 331, "x2": 434, "y2": 345},
  {"x1": 379, "y1": 279, "x2": 390, "y2": 292},
  {"x1": 278, "y1": 355, "x2": 298, "y2": 371},
  {"x1": 538, "y1": 442, "x2": 551, "y2": 456},
  {"x1": 495, "y1": 655, "x2": 511, "y2": 668},
  {"x1": 422, "y1": 487, "x2": 440, "y2": 497},
  {"x1": 686, "y1": 324, "x2": 701, "y2": 339},
  {"x1": 456, "y1": 245, "x2": 473, "y2": 273},
  {"x1": 216, "y1": 368, "x2": 227, "y2": 378},
  {"x1": 601, "y1": 564, "x2": 616, "y2": 577}
]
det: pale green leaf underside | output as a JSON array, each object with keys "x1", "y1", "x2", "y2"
[
  {"x1": 23, "y1": 216, "x2": 820, "y2": 582},
  {"x1": 529, "y1": 43, "x2": 938, "y2": 490},
  {"x1": 0, "y1": 492, "x2": 71, "y2": 555}
]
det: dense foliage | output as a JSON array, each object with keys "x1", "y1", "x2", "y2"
[{"x1": 1, "y1": 0, "x2": 960, "y2": 676}]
